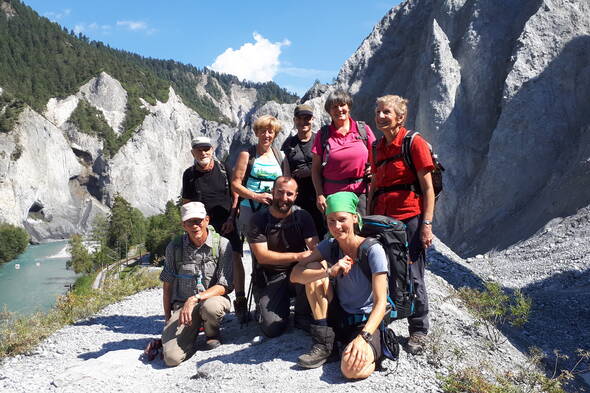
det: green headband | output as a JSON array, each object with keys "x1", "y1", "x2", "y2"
[{"x1": 325, "y1": 192, "x2": 358, "y2": 215}]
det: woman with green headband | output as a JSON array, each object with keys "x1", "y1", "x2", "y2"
[{"x1": 290, "y1": 192, "x2": 389, "y2": 380}]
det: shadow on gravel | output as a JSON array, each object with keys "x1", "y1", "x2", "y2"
[
  {"x1": 427, "y1": 246, "x2": 485, "y2": 291},
  {"x1": 76, "y1": 314, "x2": 164, "y2": 335},
  {"x1": 79, "y1": 338, "x2": 149, "y2": 360}
]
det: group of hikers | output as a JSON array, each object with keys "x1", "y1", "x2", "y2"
[{"x1": 152, "y1": 89, "x2": 436, "y2": 380}]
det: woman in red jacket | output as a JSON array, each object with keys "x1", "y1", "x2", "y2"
[{"x1": 369, "y1": 95, "x2": 435, "y2": 355}]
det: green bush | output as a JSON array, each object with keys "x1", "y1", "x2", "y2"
[
  {"x1": 0, "y1": 223, "x2": 29, "y2": 263},
  {"x1": 458, "y1": 282, "x2": 531, "y2": 348}
]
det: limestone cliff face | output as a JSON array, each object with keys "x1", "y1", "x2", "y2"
[
  {"x1": 0, "y1": 72, "x2": 293, "y2": 240},
  {"x1": 335, "y1": 0, "x2": 590, "y2": 255},
  {"x1": 0, "y1": 108, "x2": 108, "y2": 241},
  {"x1": 105, "y1": 88, "x2": 236, "y2": 216}
]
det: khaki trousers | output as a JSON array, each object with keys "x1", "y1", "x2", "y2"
[{"x1": 161, "y1": 296, "x2": 230, "y2": 366}]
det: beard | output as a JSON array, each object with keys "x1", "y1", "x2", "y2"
[
  {"x1": 273, "y1": 198, "x2": 294, "y2": 213},
  {"x1": 195, "y1": 157, "x2": 212, "y2": 167}
]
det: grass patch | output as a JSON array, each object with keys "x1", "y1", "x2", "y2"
[
  {"x1": 71, "y1": 272, "x2": 98, "y2": 296},
  {"x1": 0, "y1": 268, "x2": 161, "y2": 358}
]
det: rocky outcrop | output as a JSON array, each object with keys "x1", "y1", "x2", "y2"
[
  {"x1": 0, "y1": 108, "x2": 108, "y2": 242},
  {"x1": 334, "y1": 0, "x2": 590, "y2": 255}
]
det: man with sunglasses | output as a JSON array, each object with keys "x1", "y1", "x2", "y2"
[
  {"x1": 159, "y1": 202, "x2": 233, "y2": 366},
  {"x1": 281, "y1": 104, "x2": 326, "y2": 239}
]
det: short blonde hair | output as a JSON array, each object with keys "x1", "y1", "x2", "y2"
[
  {"x1": 375, "y1": 95, "x2": 409, "y2": 125},
  {"x1": 253, "y1": 115, "x2": 283, "y2": 135}
]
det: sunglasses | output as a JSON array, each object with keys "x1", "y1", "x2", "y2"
[{"x1": 295, "y1": 115, "x2": 312, "y2": 121}]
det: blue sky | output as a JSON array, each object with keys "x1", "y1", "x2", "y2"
[{"x1": 23, "y1": 0, "x2": 401, "y2": 96}]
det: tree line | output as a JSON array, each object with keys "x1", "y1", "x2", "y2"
[
  {"x1": 67, "y1": 196, "x2": 182, "y2": 274},
  {"x1": 0, "y1": 223, "x2": 29, "y2": 264},
  {"x1": 0, "y1": 0, "x2": 298, "y2": 154}
]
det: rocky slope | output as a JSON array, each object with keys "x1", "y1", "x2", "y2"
[{"x1": 335, "y1": 0, "x2": 590, "y2": 256}]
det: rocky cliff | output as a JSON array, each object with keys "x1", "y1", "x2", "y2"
[
  {"x1": 334, "y1": 0, "x2": 590, "y2": 255},
  {"x1": 0, "y1": 71, "x2": 297, "y2": 241}
]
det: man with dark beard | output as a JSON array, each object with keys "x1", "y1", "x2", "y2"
[{"x1": 247, "y1": 176, "x2": 317, "y2": 338}]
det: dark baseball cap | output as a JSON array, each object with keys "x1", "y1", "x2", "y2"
[{"x1": 294, "y1": 104, "x2": 313, "y2": 117}]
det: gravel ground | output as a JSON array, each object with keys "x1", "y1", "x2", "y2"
[
  {"x1": 0, "y1": 247, "x2": 539, "y2": 393},
  {"x1": 428, "y1": 206, "x2": 590, "y2": 391}
]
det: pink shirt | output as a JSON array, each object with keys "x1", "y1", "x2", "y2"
[{"x1": 311, "y1": 118, "x2": 376, "y2": 196}]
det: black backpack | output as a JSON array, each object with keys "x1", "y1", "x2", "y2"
[
  {"x1": 357, "y1": 215, "x2": 415, "y2": 321},
  {"x1": 372, "y1": 130, "x2": 444, "y2": 199}
]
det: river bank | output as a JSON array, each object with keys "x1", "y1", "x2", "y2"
[{"x1": 0, "y1": 241, "x2": 77, "y2": 315}]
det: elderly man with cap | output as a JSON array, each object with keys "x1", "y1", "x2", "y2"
[
  {"x1": 181, "y1": 136, "x2": 247, "y2": 323},
  {"x1": 159, "y1": 202, "x2": 233, "y2": 367},
  {"x1": 281, "y1": 104, "x2": 326, "y2": 239}
]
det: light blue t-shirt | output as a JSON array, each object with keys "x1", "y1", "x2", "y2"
[
  {"x1": 317, "y1": 238, "x2": 388, "y2": 315},
  {"x1": 240, "y1": 153, "x2": 283, "y2": 210}
]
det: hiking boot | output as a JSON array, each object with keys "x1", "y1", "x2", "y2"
[
  {"x1": 205, "y1": 337, "x2": 221, "y2": 350},
  {"x1": 297, "y1": 325, "x2": 336, "y2": 369},
  {"x1": 234, "y1": 296, "x2": 248, "y2": 324},
  {"x1": 407, "y1": 333, "x2": 426, "y2": 355}
]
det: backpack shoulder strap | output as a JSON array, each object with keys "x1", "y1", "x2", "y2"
[
  {"x1": 356, "y1": 120, "x2": 369, "y2": 148},
  {"x1": 210, "y1": 229, "x2": 221, "y2": 260},
  {"x1": 320, "y1": 125, "x2": 331, "y2": 167},
  {"x1": 243, "y1": 145, "x2": 257, "y2": 186},
  {"x1": 270, "y1": 144, "x2": 284, "y2": 168},
  {"x1": 172, "y1": 234, "x2": 184, "y2": 271},
  {"x1": 215, "y1": 159, "x2": 230, "y2": 194},
  {"x1": 358, "y1": 237, "x2": 380, "y2": 282},
  {"x1": 402, "y1": 130, "x2": 419, "y2": 173}
]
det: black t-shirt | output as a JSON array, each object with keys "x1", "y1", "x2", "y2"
[
  {"x1": 281, "y1": 133, "x2": 314, "y2": 173},
  {"x1": 181, "y1": 161, "x2": 231, "y2": 225},
  {"x1": 247, "y1": 207, "x2": 317, "y2": 273},
  {"x1": 281, "y1": 134, "x2": 316, "y2": 203}
]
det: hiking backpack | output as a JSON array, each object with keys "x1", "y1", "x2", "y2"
[
  {"x1": 319, "y1": 120, "x2": 370, "y2": 185},
  {"x1": 372, "y1": 130, "x2": 444, "y2": 199},
  {"x1": 357, "y1": 215, "x2": 415, "y2": 321}
]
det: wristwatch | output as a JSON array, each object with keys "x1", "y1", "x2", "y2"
[
  {"x1": 360, "y1": 330, "x2": 373, "y2": 343},
  {"x1": 193, "y1": 294, "x2": 202, "y2": 302},
  {"x1": 423, "y1": 219, "x2": 433, "y2": 226}
]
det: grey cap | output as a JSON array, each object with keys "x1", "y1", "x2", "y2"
[
  {"x1": 191, "y1": 136, "x2": 213, "y2": 149},
  {"x1": 294, "y1": 104, "x2": 313, "y2": 117}
]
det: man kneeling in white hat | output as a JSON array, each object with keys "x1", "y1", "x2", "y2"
[{"x1": 159, "y1": 201, "x2": 233, "y2": 366}]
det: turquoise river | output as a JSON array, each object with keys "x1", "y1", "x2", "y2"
[{"x1": 0, "y1": 241, "x2": 78, "y2": 315}]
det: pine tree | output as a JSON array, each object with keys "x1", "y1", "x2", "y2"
[{"x1": 66, "y1": 234, "x2": 93, "y2": 274}]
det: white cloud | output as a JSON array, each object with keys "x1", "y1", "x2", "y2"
[
  {"x1": 116, "y1": 20, "x2": 147, "y2": 31},
  {"x1": 44, "y1": 9, "x2": 71, "y2": 21},
  {"x1": 209, "y1": 33, "x2": 290, "y2": 83},
  {"x1": 73, "y1": 23, "x2": 111, "y2": 35},
  {"x1": 116, "y1": 20, "x2": 156, "y2": 35}
]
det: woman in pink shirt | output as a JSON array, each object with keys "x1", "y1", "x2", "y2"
[{"x1": 311, "y1": 90, "x2": 375, "y2": 216}]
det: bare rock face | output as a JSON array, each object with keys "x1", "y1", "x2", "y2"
[
  {"x1": 77, "y1": 72, "x2": 128, "y2": 134},
  {"x1": 0, "y1": 108, "x2": 108, "y2": 242},
  {"x1": 336, "y1": 0, "x2": 590, "y2": 255},
  {"x1": 104, "y1": 88, "x2": 236, "y2": 216}
]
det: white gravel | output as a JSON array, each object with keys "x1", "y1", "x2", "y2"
[{"x1": 0, "y1": 245, "x2": 541, "y2": 393}]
